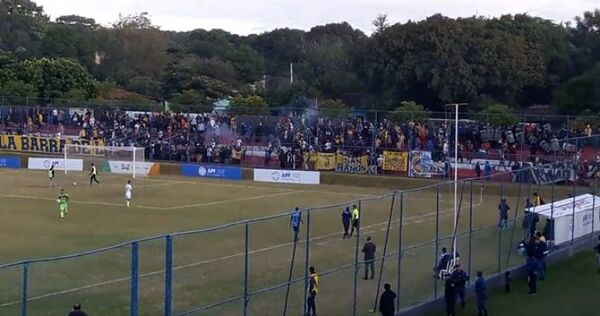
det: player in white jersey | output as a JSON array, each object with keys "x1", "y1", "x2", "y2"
[{"x1": 125, "y1": 180, "x2": 133, "y2": 207}]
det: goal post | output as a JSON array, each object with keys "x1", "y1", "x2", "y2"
[{"x1": 64, "y1": 144, "x2": 146, "y2": 178}]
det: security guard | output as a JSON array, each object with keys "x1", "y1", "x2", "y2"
[{"x1": 350, "y1": 204, "x2": 360, "y2": 237}]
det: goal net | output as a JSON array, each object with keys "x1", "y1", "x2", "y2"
[{"x1": 64, "y1": 144, "x2": 146, "y2": 178}]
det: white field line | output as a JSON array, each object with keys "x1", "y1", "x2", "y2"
[
  {"x1": 0, "y1": 200, "x2": 482, "y2": 308},
  {"x1": 136, "y1": 181, "x2": 188, "y2": 189},
  {"x1": 145, "y1": 178, "x2": 385, "y2": 199},
  {"x1": 165, "y1": 191, "x2": 302, "y2": 210},
  {"x1": 0, "y1": 194, "x2": 163, "y2": 210}
]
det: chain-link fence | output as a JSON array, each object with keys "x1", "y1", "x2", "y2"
[{"x1": 1, "y1": 147, "x2": 598, "y2": 315}]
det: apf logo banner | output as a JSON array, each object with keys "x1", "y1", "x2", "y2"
[
  {"x1": 254, "y1": 169, "x2": 320, "y2": 185},
  {"x1": 181, "y1": 163, "x2": 242, "y2": 180}
]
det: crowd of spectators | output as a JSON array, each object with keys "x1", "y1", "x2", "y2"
[{"x1": 0, "y1": 105, "x2": 596, "y2": 170}]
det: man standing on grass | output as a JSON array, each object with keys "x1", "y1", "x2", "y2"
[
  {"x1": 526, "y1": 256, "x2": 538, "y2": 295},
  {"x1": 341, "y1": 207, "x2": 351, "y2": 239},
  {"x1": 125, "y1": 180, "x2": 133, "y2": 207},
  {"x1": 290, "y1": 207, "x2": 303, "y2": 241},
  {"x1": 350, "y1": 204, "x2": 360, "y2": 237},
  {"x1": 89, "y1": 163, "x2": 100, "y2": 185},
  {"x1": 474, "y1": 271, "x2": 488, "y2": 316},
  {"x1": 362, "y1": 236, "x2": 376, "y2": 280},
  {"x1": 68, "y1": 304, "x2": 87, "y2": 316},
  {"x1": 444, "y1": 278, "x2": 457, "y2": 316},
  {"x1": 450, "y1": 264, "x2": 468, "y2": 309},
  {"x1": 594, "y1": 236, "x2": 600, "y2": 273},
  {"x1": 307, "y1": 266, "x2": 318, "y2": 316},
  {"x1": 379, "y1": 283, "x2": 396, "y2": 316},
  {"x1": 57, "y1": 188, "x2": 69, "y2": 221},
  {"x1": 498, "y1": 198, "x2": 510, "y2": 229},
  {"x1": 48, "y1": 164, "x2": 56, "y2": 188}
]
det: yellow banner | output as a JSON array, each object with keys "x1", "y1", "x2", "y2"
[
  {"x1": 316, "y1": 153, "x2": 336, "y2": 170},
  {"x1": 335, "y1": 154, "x2": 369, "y2": 174},
  {"x1": 303, "y1": 152, "x2": 336, "y2": 171},
  {"x1": 383, "y1": 151, "x2": 408, "y2": 171},
  {"x1": 0, "y1": 135, "x2": 104, "y2": 154}
]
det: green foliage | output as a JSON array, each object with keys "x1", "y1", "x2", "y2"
[
  {"x1": 479, "y1": 103, "x2": 520, "y2": 127},
  {"x1": 229, "y1": 95, "x2": 269, "y2": 115},
  {"x1": 553, "y1": 64, "x2": 600, "y2": 114},
  {"x1": 0, "y1": 0, "x2": 48, "y2": 56},
  {"x1": 0, "y1": 3, "x2": 598, "y2": 111},
  {"x1": 319, "y1": 99, "x2": 351, "y2": 118},
  {"x1": 18, "y1": 57, "x2": 97, "y2": 98},
  {"x1": 0, "y1": 80, "x2": 37, "y2": 97},
  {"x1": 390, "y1": 101, "x2": 430, "y2": 123}
]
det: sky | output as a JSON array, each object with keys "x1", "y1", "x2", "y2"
[{"x1": 34, "y1": 0, "x2": 596, "y2": 35}]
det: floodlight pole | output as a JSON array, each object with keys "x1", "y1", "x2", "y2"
[{"x1": 446, "y1": 103, "x2": 467, "y2": 260}]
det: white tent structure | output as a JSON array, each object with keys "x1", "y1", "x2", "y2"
[{"x1": 527, "y1": 194, "x2": 600, "y2": 245}]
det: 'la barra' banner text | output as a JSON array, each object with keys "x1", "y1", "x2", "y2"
[{"x1": 0, "y1": 135, "x2": 104, "y2": 154}]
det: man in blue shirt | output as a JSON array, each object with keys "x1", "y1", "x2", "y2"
[
  {"x1": 484, "y1": 161, "x2": 492, "y2": 180},
  {"x1": 341, "y1": 207, "x2": 352, "y2": 239},
  {"x1": 290, "y1": 207, "x2": 303, "y2": 241},
  {"x1": 474, "y1": 271, "x2": 488, "y2": 316}
]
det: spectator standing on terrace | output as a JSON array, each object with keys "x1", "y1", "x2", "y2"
[
  {"x1": 379, "y1": 283, "x2": 396, "y2": 316},
  {"x1": 362, "y1": 236, "x2": 377, "y2": 280},
  {"x1": 341, "y1": 207, "x2": 352, "y2": 239},
  {"x1": 68, "y1": 304, "x2": 87, "y2": 316}
]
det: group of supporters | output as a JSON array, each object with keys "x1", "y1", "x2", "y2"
[{"x1": 0, "y1": 106, "x2": 595, "y2": 172}]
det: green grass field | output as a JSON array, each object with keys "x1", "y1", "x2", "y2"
[
  {"x1": 429, "y1": 250, "x2": 600, "y2": 316},
  {"x1": 0, "y1": 169, "x2": 579, "y2": 316}
]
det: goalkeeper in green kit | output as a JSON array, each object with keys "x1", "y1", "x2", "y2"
[{"x1": 57, "y1": 188, "x2": 69, "y2": 221}]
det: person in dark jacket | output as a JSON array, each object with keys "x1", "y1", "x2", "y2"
[
  {"x1": 474, "y1": 271, "x2": 488, "y2": 316},
  {"x1": 444, "y1": 279, "x2": 457, "y2": 316},
  {"x1": 435, "y1": 247, "x2": 451, "y2": 275},
  {"x1": 526, "y1": 256, "x2": 538, "y2": 295},
  {"x1": 533, "y1": 232, "x2": 549, "y2": 280},
  {"x1": 68, "y1": 304, "x2": 87, "y2": 316},
  {"x1": 379, "y1": 283, "x2": 396, "y2": 316},
  {"x1": 362, "y1": 236, "x2": 377, "y2": 280},
  {"x1": 498, "y1": 198, "x2": 510, "y2": 229},
  {"x1": 450, "y1": 264, "x2": 469, "y2": 309},
  {"x1": 475, "y1": 161, "x2": 481, "y2": 178},
  {"x1": 594, "y1": 235, "x2": 600, "y2": 273},
  {"x1": 341, "y1": 207, "x2": 352, "y2": 239}
]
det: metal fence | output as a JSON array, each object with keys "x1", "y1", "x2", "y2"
[{"x1": 0, "y1": 144, "x2": 599, "y2": 315}]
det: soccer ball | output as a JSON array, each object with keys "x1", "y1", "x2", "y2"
[{"x1": 73, "y1": 182, "x2": 77, "y2": 186}]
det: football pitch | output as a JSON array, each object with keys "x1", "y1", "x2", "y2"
[{"x1": 0, "y1": 169, "x2": 577, "y2": 315}]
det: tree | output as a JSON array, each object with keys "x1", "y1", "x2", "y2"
[
  {"x1": 56, "y1": 15, "x2": 98, "y2": 29},
  {"x1": 478, "y1": 103, "x2": 519, "y2": 127},
  {"x1": 0, "y1": 0, "x2": 48, "y2": 56},
  {"x1": 95, "y1": 12, "x2": 167, "y2": 87},
  {"x1": 0, "y1": 80, "x2": 36, "y2": 97},
  {"x1": 389, "y1": 101, "x2": 430, "y2": 123},
  {"x1": 372, "y1": 14, "x2": 389, "y2": 34},
  {"x1": 18, "y1": 57, "x2": 97, "y2": 98},
  {"x1": 319, "y1": 99, "x2": 350, "y2": 118},
  {"x1": 553, "y1": 64, "x2": 600, "y2": 114},
  {"x1": 229, "y1": 95, "x2": 269, "y2": 115}
]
